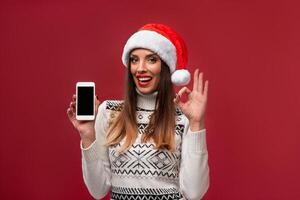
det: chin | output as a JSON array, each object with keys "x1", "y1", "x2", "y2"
[
  {"x1": 133, "y1": 78, "x2": 159, "y2": 94},
  {"x1": 136, "y1": 87, "x2": 155, "y2": 94}
]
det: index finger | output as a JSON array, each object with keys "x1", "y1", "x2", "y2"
[{"x1": 193, "y1": 69, "x2": 199, "y2": 91}]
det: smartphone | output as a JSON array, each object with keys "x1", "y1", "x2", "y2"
[{"x1": 76, "y1": 82, "x2": 95, "y2": 120}]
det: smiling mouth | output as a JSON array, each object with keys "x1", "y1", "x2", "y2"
[
  {"x1": 138, "y1": 77, "x2": 152, "y2": 82},
  {"x1": 136, "y1": 76, "x2": 153, "y2": 87}
]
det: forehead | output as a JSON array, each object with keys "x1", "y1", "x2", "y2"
[{"x1": 130, "y1": 48, "x2": 157, "y2": 56}]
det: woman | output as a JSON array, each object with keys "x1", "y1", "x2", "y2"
[{"x1": 67, "y1": 24, "x2": 209, "y2": 200}]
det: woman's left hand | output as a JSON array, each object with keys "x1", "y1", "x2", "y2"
[{"x1": 174, "y1": 69, "x2": 208, "y2": 131}]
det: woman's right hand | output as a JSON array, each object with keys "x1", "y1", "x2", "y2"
[{"x1": 67, "y1": 94, "x2": 101, "y2": 147}]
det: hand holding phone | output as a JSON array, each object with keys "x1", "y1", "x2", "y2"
[{"x1": 67, "y1": 82, "x2": 99, "y2": 147}]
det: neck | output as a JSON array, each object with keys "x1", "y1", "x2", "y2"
[{"x1": 136, "y1": 88, "x2": 158, "y2": 110}]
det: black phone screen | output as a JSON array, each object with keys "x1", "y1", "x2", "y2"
[{"x1": 77, "y1": 86, "x2": 94, "y2": 115}]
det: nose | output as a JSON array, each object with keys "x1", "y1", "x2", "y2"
[{"x1": 137, "y1": 59, "x2": 147, "y2": 73}]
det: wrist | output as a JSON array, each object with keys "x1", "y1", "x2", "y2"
[
  {"x1": 80, "y1": 130, "x2": 96, "y2": 148},
  {"x1": 189, "y1": 120, "x2": 205, "y2": 132},
  {"x1": 81, "y1": 137, "x2": 96, "y2": 149}
]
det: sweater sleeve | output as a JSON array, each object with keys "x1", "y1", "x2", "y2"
[
  {"x1": 80, "y1": 101, "x2": 111, "y2": 199},
  {"x1": 179, "y1": 117, "x2": 210, "y2": 200}
]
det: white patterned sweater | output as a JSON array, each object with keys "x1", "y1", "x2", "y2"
[{"x1": 80, "y1": 90, "x2": 209, "y2": 200}]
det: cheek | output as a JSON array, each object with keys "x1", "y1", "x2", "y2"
[
  {"x1": 149, "y1": 63, "x2": 161, "y2": 76},
  {"x1": 154, "y1": 76, "x2": 160, "y2": 86},
  {"x1": 130, "y1": 65, "x2": 137, "y2": 74}
]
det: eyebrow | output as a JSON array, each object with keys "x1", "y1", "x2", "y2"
[{"x1": 130, "y1": 53, "x2": 159, "y2": 59}]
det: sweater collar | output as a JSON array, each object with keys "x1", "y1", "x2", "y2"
[{"x1": 136, "y1": 88, "x2": 158, "y2": 110}]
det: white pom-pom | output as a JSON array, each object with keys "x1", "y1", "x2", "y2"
[{"x1": 171, "y1": 69, "x2": 191, "y2": 86}]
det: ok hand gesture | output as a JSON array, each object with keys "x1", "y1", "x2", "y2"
[{"x1": 174, "y1": 69, "x2": 208, "y2": 131}]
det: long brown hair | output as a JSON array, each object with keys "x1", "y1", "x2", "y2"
[{"x1": 105, "y1": 60, "x2": 176, "y2": 153}]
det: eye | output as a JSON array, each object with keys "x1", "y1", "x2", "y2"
[
  {"x1": 148, "y1": 56, "x2": 158, "y2": 64},
  {"x1": 130, "y1": 57, "x2": 138, "y2": 64}
]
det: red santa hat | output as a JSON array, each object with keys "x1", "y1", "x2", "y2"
[{"x1": 122, "y1": 23, "x2": 191, "y2": 86}]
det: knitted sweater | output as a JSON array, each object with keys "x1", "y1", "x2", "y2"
[{"x1": 80, "y1": 91, "x2": 209, "y2": 200}]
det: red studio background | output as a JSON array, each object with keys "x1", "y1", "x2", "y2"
[{"x1": 1, "y1": 0, "x2": 300, "y2": 199}]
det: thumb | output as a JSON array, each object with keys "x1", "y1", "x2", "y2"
[
  {"x1": 173, "y1": 95, "x2": 185, "y2": 110},
  {"x1": 95, "y1": 95, "x2": 101, "y2": 114}
]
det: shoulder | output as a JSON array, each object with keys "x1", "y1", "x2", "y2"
[
  {"x1": 95, "y1": 100, "x2": 124, "y2": 126},
  {"x1": 99, "y1": 100, "x2": 124, "y2": 112}
]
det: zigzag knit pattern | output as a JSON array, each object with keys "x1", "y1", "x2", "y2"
[
  {"x1": 111, "y1": 186, "x2": 183, "y2": 200},
  {"x1": 106, "y1": 100, "x2": 184, "y2": 116},
  {"x1": 109, "y1": 142, "x2": 181, "y2": 179},
  {"x1": 111, "y1": 192, "x2": 183, "y2": 200},
  {"x1": 112, "y1": 186, "x2": 180, "y2": 195}
]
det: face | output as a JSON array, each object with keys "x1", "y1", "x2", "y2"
[{"x1": 129, "y1": 48, "x2": 162, "y2": 94}]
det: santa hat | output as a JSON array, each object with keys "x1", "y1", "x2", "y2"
[{"x1": 122, "y1": 23, "x2": 191, "y2": 86}]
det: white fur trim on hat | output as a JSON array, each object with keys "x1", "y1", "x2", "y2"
[
  {"x1": 171, "y1": 69, "x2": 191, "y2": 86},
  {"x1": 122, "y1": 30, "x2": 177, "y2": 72}
]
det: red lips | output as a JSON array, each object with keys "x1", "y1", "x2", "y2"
[{"x1": 135, "y1": 75, "x2": 153, "y2": 87}]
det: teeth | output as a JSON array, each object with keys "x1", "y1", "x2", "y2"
[{"x1": 138, "y1": 77, "x2": 152, "y2": 81}]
